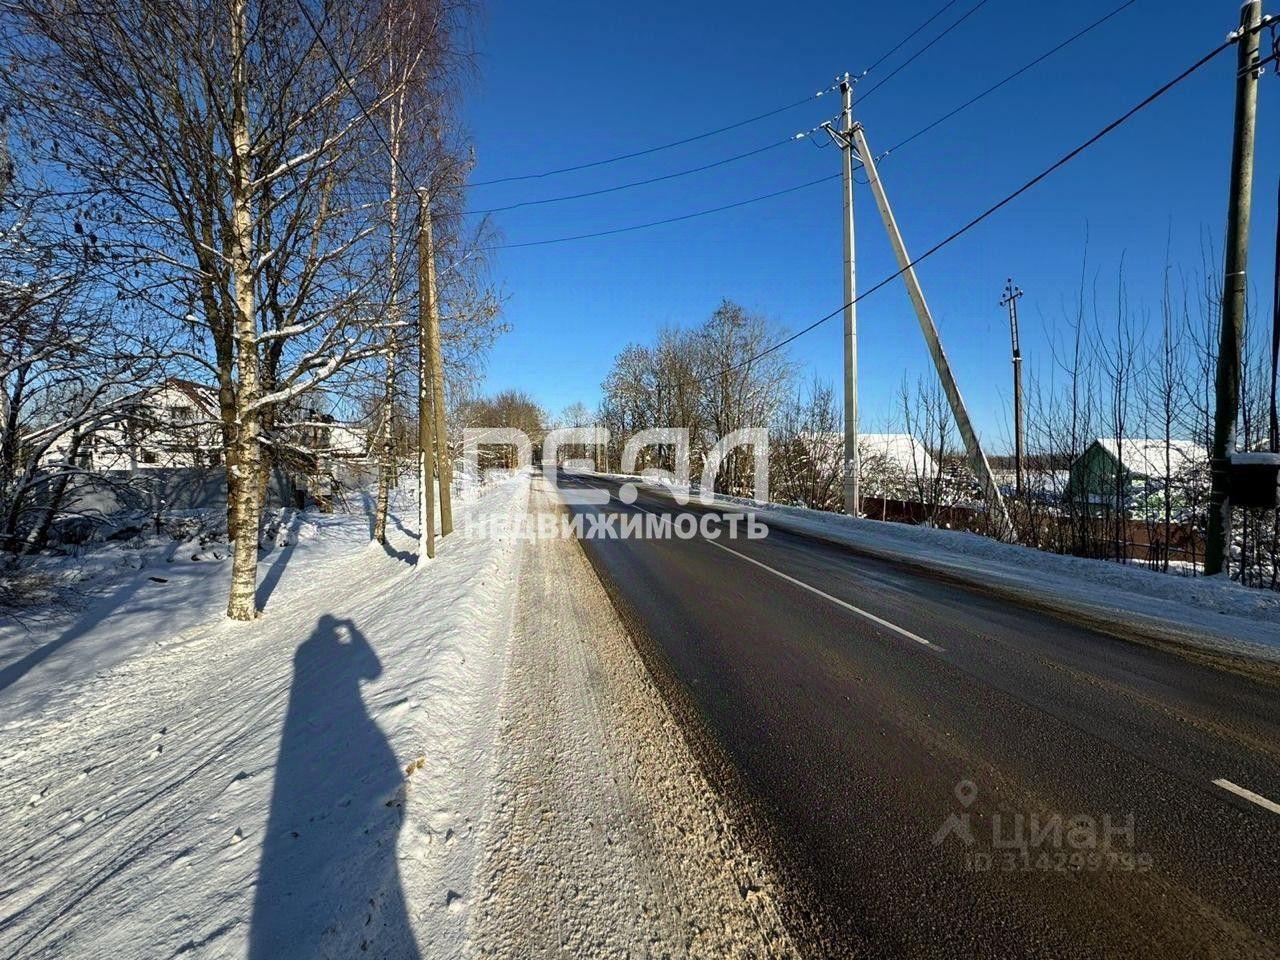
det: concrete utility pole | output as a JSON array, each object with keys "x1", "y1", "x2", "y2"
[
  {"x1": 826, "y1": 73, "x2": 861, "y2": 517},
  {"x1": 1206, "y1": 0, "x2": 1263, "y2": 577},
  {"x1": 417, "y1": 193, "x2": 437, "y2": 560},
  {"x1": 851, "y1": 124, "x2": 1016, "y2": 542},
  {"x1": 1000, "y1": 278, "x2": 1025, "y2": 497}
]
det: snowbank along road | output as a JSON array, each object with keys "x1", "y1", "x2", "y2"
[{"x1": 469, "y1": 475, "x2": 797, "y2": 958}]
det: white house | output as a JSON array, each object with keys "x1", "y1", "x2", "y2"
[
  {"x1": 41, "y1": 379, "x2": 370, "y2": 473},
  {"x1": 325, "y1": 422, "x2": 368, "y2": 460},
  {"x1": 289, "y1": 407, "x2": 369, "y2": 462},
  {"x1": 798, "y1": 431, "x2": 940, "y2": 487},
  {"x1": 40, "y1": 378, "x2": 223, "y2": 471}
]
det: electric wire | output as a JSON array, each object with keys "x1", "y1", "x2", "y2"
[
  {"x1": 863, "y1": 0, "x2": 963, "y2": 74},
  {"x1": 881, "y1": 0, "x2": 1140, "y2": 157},
  {"x1": 469, "y1": 91, "x2": 834, "y2": 187},
  {"x1": 464, "y1": 132, "x2": 818, "y2": 216},
  {"x1": 292, "y1": 0, "x2": 423, "y2": 199},
  {"x1": 490, "y1": 174, "x2": 839, "y2": 249},
  {"x1": 489, "y1": 0, "x2": 1143, "y2": 257},
  {"x1": 655, "y1": 36, "x2": 1236, "y2": 389},
  {"x1": 468, "y1": 0, "x2": 987, "y2": 188},
  {"x1": 858, "y1": 0, "x2": 993, "y2": 101}
]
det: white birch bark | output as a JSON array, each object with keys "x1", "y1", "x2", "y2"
[{"x1": 226, "y1": 0, "x2": 264, "y2": 621}]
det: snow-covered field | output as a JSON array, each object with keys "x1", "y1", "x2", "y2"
[
  {"x1": 1, "y1": 505, "x2": 380, "y2": 724},
  {"x1": 0, "y1": 475, "x2": 530, "y2": 959},
  {"x1": 0, "y1": 471, "x2": 802, "y2": 960}
]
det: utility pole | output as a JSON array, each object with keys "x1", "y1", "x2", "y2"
[
  {"x1": 421, "y1": 192, "x2": 453, "y2": 538},
  {"x1": 417, "y1": 192, "x2": 437, "y2": 560},
  {"x1": 1000, "y1": 278, "x2": 1025, "y2": 497},
  {"x1": 1269, "y1": 175, "x2": 1278, "y2": 454},
  {"x1": 824, "y1": 73, "x2": 860, "y2": 517},
  {"x1": 850, "y1": 124, "x2": 1016, "y2": 542},
  {"x1": 1206, "y1": 0, "x2": 1263, "y2": 577}
]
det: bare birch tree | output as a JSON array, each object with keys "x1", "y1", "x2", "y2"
[{"x1": 2, "y1": 0, "x2": 482, "y2": 617}]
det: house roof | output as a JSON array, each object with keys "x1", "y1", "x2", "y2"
[
  {"x1": 801, "y1": 431, "x2": 938, "y2": 476},
  {"x1": 160, "y1": 378, "x2": 218, "y2": 416},
  {"x1": 858, "y1": 433, "x2": 939, "y2": 476},
  {"x1": 1091, "y1": 438, "x2": 1206, "y2": 477}
]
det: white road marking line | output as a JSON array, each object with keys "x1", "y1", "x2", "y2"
[
  {"x1": 1212, "y1": 778, "x2": 1280, "y2": 814},
  {"x1": 627, "y1": 500, "x2": 942, "y2": 652}
]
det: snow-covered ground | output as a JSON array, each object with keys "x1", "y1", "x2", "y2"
[
  {"x1": 470, "y1": 476, "x2": 794, "y2": 958},
  {"x1": 11, "y1": 459, "x2": 1271, "y2": 959},
  {"x1": 1, "y1": 506, "x2": 379, "y2": 724},
  {"x1": 0, "y1": 471, "x2": 800, "y2": 959},
  {"x1": 0, "y1": 476, "x2": 529, "y2": 959},
  {"x1": 620, "y1": 473, "x2": 1280, "y2": 665}
]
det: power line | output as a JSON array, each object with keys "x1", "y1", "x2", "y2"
[
  {"x1": 464, "y1": 131, "x2": 817, "y2": 216},
  {"x1": 471, "y1": 0, "x2": 1137, "y2": 228},
  {"x1": 882, "y1": 0, "x2": 1140, "y2": 156},
  {"x1": 469, "y1": 90, "x2": 834, "y2": 187},
  {"x1": 659, "y1": 35, "x2": 1235, "y2": 389},
  {"x1": 468, "y1": 0, "x2": 986, "y2": 190},
  {"x1": 858, "y1": 0, "x2": 993, "y2": 101},
  {"x1": 864, "y1": 0, "x2": 963, "y2": 74},
  {"x1": 466, "y1": 0, "x2": 1142, "y2": 255},
  {"x1": 464, "y1": 2, "x2": 973, "y2": 212},
  {"x1": 490, "y1": 174, "x2": 839, "y2": 249},
  {"x1": 292, "y1": 0, "x2": 422, "y2": 197}
]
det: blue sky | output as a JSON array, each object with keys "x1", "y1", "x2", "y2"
[{"x1": 462, "y1": 0, "x2": 1279, "y2": 452}]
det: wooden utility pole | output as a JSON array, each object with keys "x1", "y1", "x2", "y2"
[
  {"x1": 1269, "y1": 175, "x2": 1278, "y2": 454},
  {"x1": 417, "y1": 194, "x2": 437, "y2": 560},
  {"x1": 825, "y1": 74, "x2": 860, "y2": 517},
  {"x1": 419, "y1": 191, "x2": 453, "y2": 537},
  {"x1": 851, "y1": 124, "x2": 1016, "y2": 542},
  {"x1": 1206, "y1": 0, "x2": 1263, "y2": 577},
  {"x1": 1001, "y1": 278, "x2": 1025, "y2": 497}
]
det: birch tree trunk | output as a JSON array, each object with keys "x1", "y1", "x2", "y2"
[
  {"x1": 26, "y1": 429, "x2": 84, "y2": 554},
  {"x1": 373, "y1": 25, "x2": 406, "y2": 546},
  {"x1": 417, "y1": 193, "x2": 436, "y2": 560},
  {"x1": 426, "y1": 232, "x2": 452, "y2": 537},
  {"x1": 373, "y1": 331, "x2": 398, "y2": 543},
  {"x1": 226, "y1": 0, "x2": 263, "y2": 621}
]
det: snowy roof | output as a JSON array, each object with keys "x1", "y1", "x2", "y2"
[
  {"x1": 800, "y1": 431, "x2": 938, "y2": 476},
  {"x1": 1092, "y1": 438, "x2": 1206, "y2": 477},
  {"x1": 858, "y1": 433, "x2": 939, "y2": 477},
  {"x1": 129, "y1": 378, "x2": 218, "y2": 416},
  {"x1": 327, "y1": 424, "x2": 367, "y2": 457},
  {"x1": 161, "y1": 378, "x2": 218, "y2": 415}
]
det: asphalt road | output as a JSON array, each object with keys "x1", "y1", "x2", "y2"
[{"x1": 553, "y1": 473, "x2": 1280, "y2": 959}]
